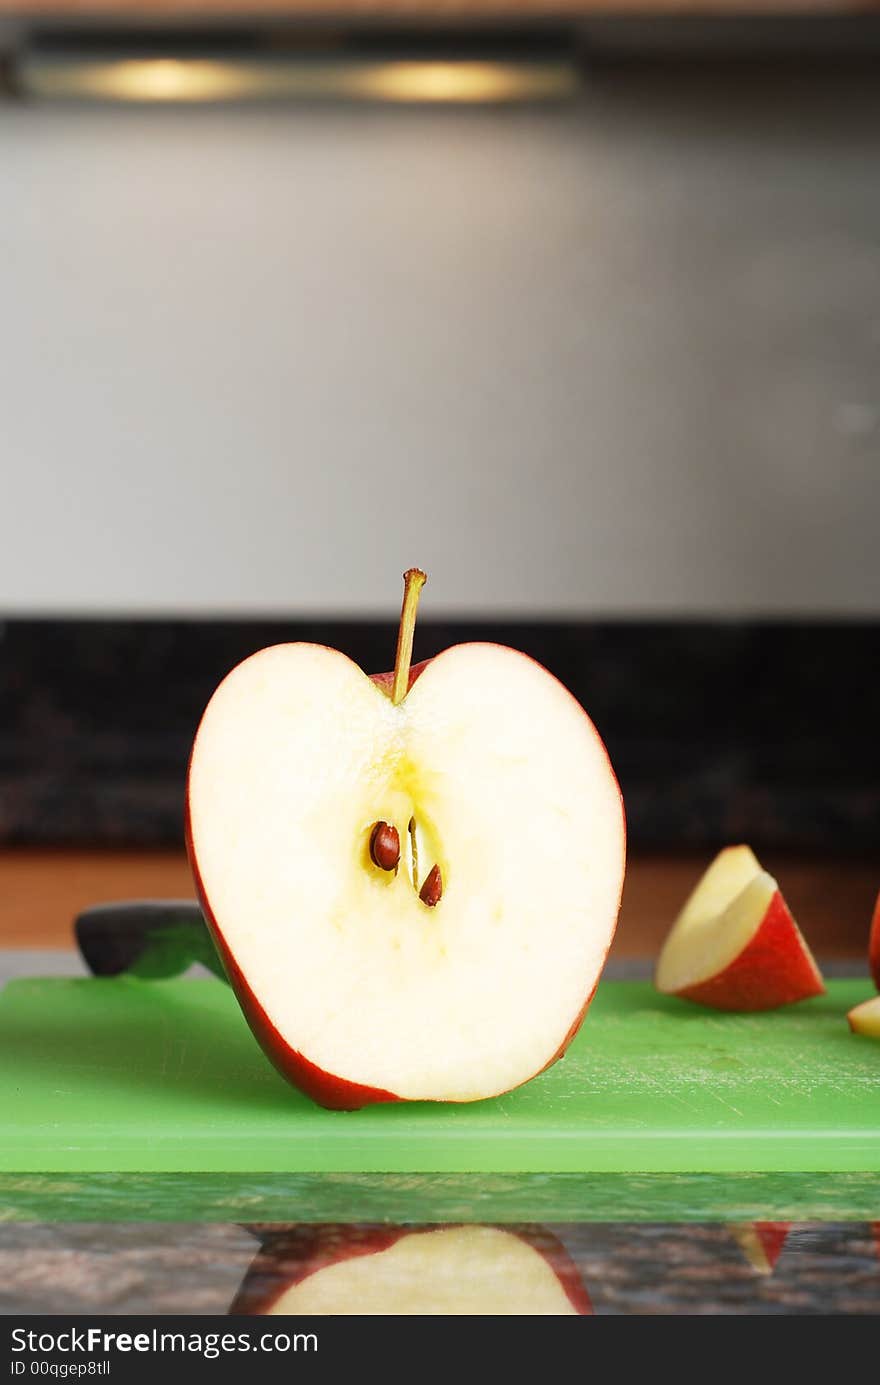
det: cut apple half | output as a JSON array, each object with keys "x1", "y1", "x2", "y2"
[
  {"x1": 655, "y1": 845, "x2": 824, "y2": 1011},
  {"x1": 848, "y1": 994, "x2": 880, "y2": 1039},
  {"x1": 233, "y1": 1225, "x2": 591, "y2": 1316},
  {"x1": 186, "y1": 570, "x2": 625, "y2": 1107}
]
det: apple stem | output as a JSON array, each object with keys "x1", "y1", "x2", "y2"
[{"x1": 391, "y1": 568, "x2": 427, "y2": 706}]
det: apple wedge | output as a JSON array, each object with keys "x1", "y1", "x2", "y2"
[
  {"x1": 186, "y1": 570, "x2": 625, "y2": 1108},
  {"x1": 870, "y1": 891, "x2": 880, "y2": 992},
  {"x1": 848, "y1": 994, "x2": 880, "y2": 1039},
  {"x1": 231, "y1": 1225, "x2": 592, "y2": 1316},
  {"x1": 728, "y1": 1222, "x2": 790, "y2": 1276},
  {"x1": 655, "y1": 845, "x2": 824, "y2": 1011}
]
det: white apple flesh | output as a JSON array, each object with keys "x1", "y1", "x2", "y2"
[
  {"x1": 848, "y1": 994, "x2": 880, "y2": 1039},
  {"x1": 186, "y1": 579, "x2": 625, "y2": 1108},
  {"x1": 255, "y1": 1226, "x2": 591, "y2": 1316}
]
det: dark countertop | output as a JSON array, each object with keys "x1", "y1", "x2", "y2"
[{"x1": 1, "y1": 1221, "x2": 879, "y2": 1316}]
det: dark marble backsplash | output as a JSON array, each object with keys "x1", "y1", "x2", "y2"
[{"x1": 0, "y1": 618, "x2": 877, "y2": 850}]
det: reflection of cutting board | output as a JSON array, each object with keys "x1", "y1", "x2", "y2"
[{"x1": 1, "y1": 978, "x2": 878, "y2": 1175}]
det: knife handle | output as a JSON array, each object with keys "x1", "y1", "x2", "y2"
[{"x1": 74, "y1": 900, "x2": 227, "y2": 983}]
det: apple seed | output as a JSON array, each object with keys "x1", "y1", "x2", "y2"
[
  {"x1": 420, "y1": 864, "x2": 443, "y2": 908},
  {"x1": 369, "y1": 821, "x2": 400, "y2": 872}
]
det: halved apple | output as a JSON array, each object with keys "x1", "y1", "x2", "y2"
[
  {"x1": 848, "y1": 994, "x2": 880, "y2": 1039},
  {"x1": 870, "y1": 891, "x2": 880, "y2": 992},
  {"x1": 186, "y1": 570, "x2": 626, "y2": 1108},
  {"x1": 655, "y1": 845, "x2": 824, "y2": 1011},
  {"x1": 231, "y1": 1225, "x2": 592, "y2": 1316}
]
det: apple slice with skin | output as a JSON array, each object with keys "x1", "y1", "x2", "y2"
[
  {"x1": 655, "y1": 845, "x2": 824, "y2": 1011},
  {"x1": 869, "y1": 891, "x2": 880, "y2": 992},
  {"x1": 848, "y1": 994, "x2": 880, "y2": 1039},
  {"x1": 231, "y1": 1224, "x2": 592, "y2": 1316},
  {"x1": 186, "y1": 569, "x2": 626, "y2": 1108},
  {"x1": 728, "y1": 1222, "x2": 791, "y2": 1276}
]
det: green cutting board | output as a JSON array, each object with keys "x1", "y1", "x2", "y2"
[{"x1": 1, "y1": 977, "x2": 878, "y2": 1175}]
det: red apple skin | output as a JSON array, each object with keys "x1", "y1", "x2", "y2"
[
  {"x1": 526, "y1": 1225, "x2": 594, "y2": 1315},
  {"x1": 870, "y1": 891, "x2": 880, "y2": 992},
  {"x1": 186, "y1": 642, "x2": 625, "y2": 1109},
  {"x1": 754, "y1": 1222, "x2": 791, "y2": 1271},
  {"x1": 674, "y1": 889, "x2": 825, "y2": 1012},
  {"x1": 229, "y1": 1224, "x2": 592, "y2": 1316},
  {"x1": 369, "y1": 658, "x2": 430, "y2": 698}
]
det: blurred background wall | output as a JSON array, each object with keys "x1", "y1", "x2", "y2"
[{"x1": 2, "y1": 69, "x2": 879, "y2": 616}]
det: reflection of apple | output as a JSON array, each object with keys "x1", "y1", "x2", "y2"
[
  {"x1": 231, "y1": 1224, "x2": 592, "y2": 1316},
  {"x1": 848, "y1": 994, "x2": 880, "y2": 1039},
  {"x1": 728, "y1": 1222, "x2": 791, "y2": 1275},
  {"x1": 870, "y1": 891, "x2": 880, "y2": 992},
  {"x1": 655, "y1": 845, "x2": 824, "y2": 1011},
  {"x1": 186, "y1": 570, "x2": 625, "y2": 1108}
]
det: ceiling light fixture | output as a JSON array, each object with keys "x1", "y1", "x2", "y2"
[{"x1": 17, "y1": 51, "x2": 578, "y2": 105}]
